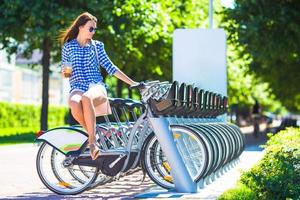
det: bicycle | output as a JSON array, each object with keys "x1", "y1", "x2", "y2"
[{"x1": 35, "y1": 80, "x2": 244, "y2": 194}]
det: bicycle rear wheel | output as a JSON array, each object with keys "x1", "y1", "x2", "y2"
[{"x1": 36, "y1": 142, "x2": 99, "y2": 195}]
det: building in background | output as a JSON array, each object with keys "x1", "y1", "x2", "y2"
[{"x1": 0, "y1": 49, "x2": 69, "y2": 106}]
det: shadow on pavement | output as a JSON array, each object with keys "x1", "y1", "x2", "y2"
[
  {"x1": 2, "y1": 191, "x2": 146, "y2": 200},
  {"x1": 1, "y1": 176, "x2": 156, "y2": 200},
  {"x1": 243, "y1": 126, "x2": 277, "y2": 152},
  {"x1": 2, "y1": 193, "x2": 139, "y2": 200}
]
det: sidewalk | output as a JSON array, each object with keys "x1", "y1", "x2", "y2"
[{"x1": 0, "y1": 125, "x2": 268, "y2": 199}]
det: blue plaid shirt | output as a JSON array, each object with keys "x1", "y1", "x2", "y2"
[{"x1": 61, "y1": 39, "x2": 118, "y2": 93}]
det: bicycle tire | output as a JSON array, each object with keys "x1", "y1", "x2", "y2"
[
  {"x1": 36, "y1": 142, "x2": 99, "y2": 195},
  {"x1": 141, "y1": 125, "x2": 208, "y2": 189}
]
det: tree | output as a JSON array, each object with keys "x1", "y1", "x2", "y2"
[
  {"x1": 98, "y1": 0, "x2": 213, "y2": 97},
  {"x1": 222, "y1": 0, "x2": 300, "y2": 112},
  {"x1": 226, "y1": 42, "x2": 285, "y2": 117},
  {"x1": 0, "y1": 1, "x2": 105, "y2": 130},
  {"x1": 0, "y1": 0, "x2": 211, "y2": 130}
]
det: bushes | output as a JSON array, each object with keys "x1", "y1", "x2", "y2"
[
  {"x1": 0, "y1": 127, "x2": 37, "y2": 145},
  {"x1": 0, "y1": 127, "x2": 38, "y2": 136},
  {"x1": 219, "y1": 128, "x2": 300, "y2": 200},
  {"x1": 0, "y1": 102, "x2": 40, "y2": 128},
  {"x1": 218, "y1": 183, "x2": 257, "y2": 200},
  {"x1": 241, "y1": 128, "x2": 300, "y2": 200},
  {"x1": 48, "y1": 105, "x2": 69, "y2": 128},
  {"x1": 0, "y1": 102, "x2": 68, "y2": 137}
]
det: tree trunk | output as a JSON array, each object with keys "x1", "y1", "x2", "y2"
[
  {"x1": 117, "y1": 79, "x2": 123, "y2": 98},
  {"x1": 128, "y1": 72, "x2": 133, "y2": 98},
  {"x1": 40, "y1": 37, "x2": 51, "y2": 131},
  {"x1": 128, "y1": 87, "x2": 132, "y2": 98}
]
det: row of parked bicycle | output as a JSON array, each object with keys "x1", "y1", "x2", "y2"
[
  {"x1": 150, "y1": 81, "x2": 228, "y2": 118},
  {"x1": 35, "y1": 80, "x2": 245, "y2": 195}
]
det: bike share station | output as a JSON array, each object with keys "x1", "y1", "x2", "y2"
[
  {"x1": 35, "y1": 27, "x2": 245, "y2": 196},
  {"x1": 34, "y1": 3, "x2": 245, "y2": 196},
  {"x1": 135, "y1": 27, "x2": 245, "y2": 198}
]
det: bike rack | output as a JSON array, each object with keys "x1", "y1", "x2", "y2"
[
  {"x1": 149, "y1": 117, "x2": 198, "y2": 193},
  {"x1": 136, "y1": 81, "x2": 244, "y2": 198}
]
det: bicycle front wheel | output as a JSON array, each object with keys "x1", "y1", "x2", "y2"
[{"x1": 141, "y1": 125, "x2": 208, "y2": 189}]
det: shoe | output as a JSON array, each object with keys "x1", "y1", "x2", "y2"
[{"x1": 89, "y1": 143, "x2": 101, "y2": 160}]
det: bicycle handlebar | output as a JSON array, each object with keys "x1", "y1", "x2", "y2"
[
  {"x1": 129, "y1": 82, "x2": 146, "y2": 90},
  {"x1": 129, "y1": 80, "x2": 171, "y2": 103}
]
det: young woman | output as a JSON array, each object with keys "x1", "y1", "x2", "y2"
[{"x1": 59, "y1": 12, "x2": 137, "y2": 160}]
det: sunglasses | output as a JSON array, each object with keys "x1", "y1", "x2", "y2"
[{"x1": 89, "y1": 27, "x2": 97, "y2": 33}]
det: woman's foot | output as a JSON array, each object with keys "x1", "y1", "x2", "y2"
[{"x1": 89, "y1": 143, "x2": 100, "y2": 160}]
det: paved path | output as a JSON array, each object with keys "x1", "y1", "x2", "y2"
[{"x1": 0, "y1": 126, "x2": 268, "y2": 199}]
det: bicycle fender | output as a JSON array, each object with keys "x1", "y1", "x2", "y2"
[{"x1": 35, "y1": 127, "x2": 88, "y2": 155}]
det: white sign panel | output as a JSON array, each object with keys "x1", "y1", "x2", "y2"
[{"x1": 173, "y1": 29, "x2": 227, "y2": 96}]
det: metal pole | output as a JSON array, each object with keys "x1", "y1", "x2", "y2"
[
  {"x1": 149, "y1": 117, "x2": 197, "y2": 193},
  {"x1": 209, "y1": 0, "x2": 213, "y2": 29}
]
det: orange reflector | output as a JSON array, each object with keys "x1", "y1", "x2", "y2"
[
  {"x1": 173, "y1": 133, "x2": 181, "y2": 139},
  {"x1": 162, "y1": 162, "x2": 171, "y2": 172},
  {"x1": 58, "y1": 181, "x2": 71, "y2": 188},
  {"x1": 163, "y1": 175, "x2": 173, "y2": 183}
]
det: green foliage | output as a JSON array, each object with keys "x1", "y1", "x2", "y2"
[
  {"x1": 240, "y1": 128, "x2": 300, "y2": 200},
  {"x1": 0, "y1": 0, "x2": 213, "y2": 100},
  {"x1": 0, "y1": 102, "x2": 68, "y2": 134},
  {"x1": 218, "y1": 183, "x2": 257, "y2": 200},
  {"x1": 100, "y1": 0, "x2": 214, "y2": 94},
  {"x1": 0, "y1": 0, "x2": 92, "y2": 130},
  {"x1": 0, "y1": 0, "x2": 287, "y2": 116},
  {"x1": 222, "y1": 0, "x2": 300, "y2": 112},
  {"x1": 0, "y1": 127, "x2": 38, "y2": 137},
  {"x1": 0, "y1": 0, "x2": 218, "y2": 84},
  {"x1": 0, "y1": 102, "x2": 40, "y2": 128},
  {"x1": 218, "y1": 8, "x2": 285, "y2": 113},
  {"x1": 0, "y1": 128, "x2": 36, "y2": 145},
  {"x1": 220, "y1": 128, "x2": 300, "y2": 199},
  {"x1": 226, "y1": 42, "x2": 285, "y2": 113},
  {"x1": 48, "y1": 105, "x2": 69, "y2": 128}
]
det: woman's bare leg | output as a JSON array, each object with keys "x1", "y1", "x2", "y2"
[
  {"x1": 81, "y1": 85, "x2": 106, "y2": 145},
  {"x1": 69, "y1": 91, "x2": 87, "y2": 130},
  {"x1": 81, "y1": 97, "x2": 96, "y2": 144}
]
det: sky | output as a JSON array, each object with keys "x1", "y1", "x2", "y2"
[{"x1": 220, "y1": 0, "x2": 234, "y2": 8}]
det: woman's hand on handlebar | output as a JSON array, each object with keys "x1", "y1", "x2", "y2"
[
  {"x1": 130, "y1": 81, "x2": 146, "y2": 91},
  {"x1": 130, "y1": 81, "x2": 139, "y2": 87}
]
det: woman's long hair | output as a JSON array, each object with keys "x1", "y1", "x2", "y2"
[{"x1": 59, "y1": 12, "x2": 97, "y2": 45}]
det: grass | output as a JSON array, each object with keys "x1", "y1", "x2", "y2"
[
  {"x1": 0, "y1": 125, "x2": 69, "y2": 146},
  {"x1": 0, "y1": 127, "x2": 38, "y2": 146},
  {"x1": 0, "y1": 127, "x2": 39, "y2": 136},
  {"x1": 0, "y1": 133, "x2": 36, "y2": 146},
  {"x1": 218, "y1": 183, "x2": 257, "y2": 200}
]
